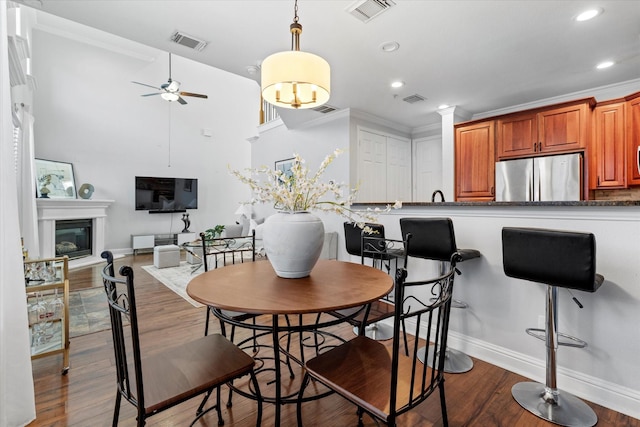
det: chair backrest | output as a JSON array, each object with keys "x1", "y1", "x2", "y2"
[
  {"x1": 100, "y1": 250, "x2": 145, "y2": 419},
  {"x1": 502, "y1": 227, "x2": 603, "y2": 292},
  {"x1": 399, "y1": 217, "x2": 457, "y2": 262},
  {"x1": 343, "y1": 221, "x2": 385, "y2": 257},
  {"x1": 200, "y1": 229, "x2": 256, "y2": 272},
  {"x1": 389, "y1": 265, "x2": 456, "y2": 417}
]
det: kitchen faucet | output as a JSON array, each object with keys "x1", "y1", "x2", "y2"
[{"x1": 431, "y1": 190, "x2": 445, "y2": 202}]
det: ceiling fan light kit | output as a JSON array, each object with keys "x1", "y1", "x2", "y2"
[
  {"x1": 161, "y1": 92, "x2": 180, "y2": 102},
  {"x1": 261, "y1": 0, "x2": 330, "y2": 110}
]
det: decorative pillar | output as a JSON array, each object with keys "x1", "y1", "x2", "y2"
[{"x1": 438, "y1": 106, "x2": 472, "y2": 201}]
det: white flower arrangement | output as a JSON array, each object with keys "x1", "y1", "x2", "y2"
[{"x1": 230, "y1": 149, "x2": 401, "y2": 231}]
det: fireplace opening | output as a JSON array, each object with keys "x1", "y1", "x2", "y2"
[{"x1": 55, "y1": 219, "x2": 92, "y2": 259}]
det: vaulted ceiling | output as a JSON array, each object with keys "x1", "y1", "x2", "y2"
[{"x1": 15, "y1": 0, "x2": 640, "y2": 130}]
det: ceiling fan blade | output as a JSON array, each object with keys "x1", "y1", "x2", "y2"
[
  {"x1": 141, "y1": 93, "x2": 162, "y2": 97},
  {"x1": 177, "y1": 96, "x2": 188, "y2": 105},
  {"x1": 132, "y1": 81, "x2": 162, "y2": 90},
  {"x1": 180, "y1": 92, "x2": 208, "y2": 99}
]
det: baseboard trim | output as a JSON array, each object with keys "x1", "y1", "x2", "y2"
[{"x1": 393, "y1": 318, "x2": 640, "y2": 419}]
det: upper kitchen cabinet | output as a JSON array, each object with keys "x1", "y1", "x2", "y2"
[
  {"x1": 496, "y1": 112, "x2": 537, "y2": 159},
  {"x1": 590, "y1": 99, "x2": 626, "y2": 190},
  {"x1": 455, "y1": 120, "x2": 495, "y2": 201},
  {"x1": 497, "y1": 98, "x2": 595, "y2": 160},
  {"x1": 626, "y1": 92, "x2": 640, "y2": 186}
]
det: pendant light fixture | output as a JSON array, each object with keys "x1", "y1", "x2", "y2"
[{"x1": 261, "y1": 0, "x2": 330, "y2": 109}]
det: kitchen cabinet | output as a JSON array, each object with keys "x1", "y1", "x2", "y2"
[
  {"x1": 496, "y1": 112, "x2": 537, "y2": 159},
  {"x1": 455, "y1": 120, "x2": 495, "y2": 201},
  {"x1": 626, "y1": 92, "x2": 640, "y2": 186},
  {"x1": 497, "y1": 99, "x2": 594, "y2": 159},
  {"x1": 590, "y1": 100, "x2": 626, "y2": 189},
  {"x1": 24, "y1": 256, "x2": 70, "y2": 374}
]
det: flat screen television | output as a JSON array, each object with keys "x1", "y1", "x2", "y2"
[{"x1": 135, "y1": 176, "x2": 198, "y2": 213}]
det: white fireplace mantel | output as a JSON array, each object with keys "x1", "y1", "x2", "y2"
[{"x1": 36, "y1": 198, "x2": 114, "y2": 269}]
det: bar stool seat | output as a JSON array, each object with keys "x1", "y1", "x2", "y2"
[
  {"x1": 502, "y1": 227, "x2": 604, "y2": 427},
  {"x1": 399, "y1": 217, "x2": 480, "y2": 373}
]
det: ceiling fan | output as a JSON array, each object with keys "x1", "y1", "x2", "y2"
[{"x1": 132, "y1": 53, "x2": 208, "y2": 105}]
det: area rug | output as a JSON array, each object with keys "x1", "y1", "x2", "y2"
[
  {"x1": 68, "y1": 287, "x2": 112, "y2": 338},
  {"x1": 141, "y1": 262, "x2": 204, "y2": 308}
]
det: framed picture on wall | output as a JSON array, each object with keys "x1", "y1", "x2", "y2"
[
  {"x1": 275, "y1": 157, "x2": 295, "y2": 184},
  {"x1": 35, "y1": 159, "x2": 77, "y2": 199}
]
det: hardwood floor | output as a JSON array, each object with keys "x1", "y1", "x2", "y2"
[{"x1": 28, "y1": 254, "x2": 639, "y2": 427}]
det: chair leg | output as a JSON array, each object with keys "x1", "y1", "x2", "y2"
[
  {"x1": 250, "y1": 370, "x2": 263, "y2": 427},
  {"x1": 439, "y1": 380, "x2": 449, "y2": 427},
  {"x1": 357, "y1": 407, "x2": 365, "y2": 427},
  {"x1": 296, "y1": 372, "x2": 311, "y2": 427},
  {"x1": 227, "y1": 325, "x2": 237, "y2": 407},
  {"x1": 196, "y1": 388, "x2": 213, "y2": 415},
  {"x1": 204, "y1": 306, "x2": 211, "y2": 336},
  {"x1": 112, "y1": 392, "x2": 121, "y2": 427},
  {"x1": 216, "y1": 386, "x2": 224, "y2": 426}
]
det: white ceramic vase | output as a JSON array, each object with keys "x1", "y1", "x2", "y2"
[{"x1": 262, "y1": 211, "x2": 325, "y2": 278}]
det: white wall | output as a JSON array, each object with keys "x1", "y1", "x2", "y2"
[
  {"x1": 31, "y1": 26, "x2": 258, "y2": 252},
  {"x1": 249, "y1": 112, "x2": 351, "y2": 241},
  {"x1": 374, "y1": 205, "x2": 640, "y2": 419}
]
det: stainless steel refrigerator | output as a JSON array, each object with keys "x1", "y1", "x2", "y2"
[{"x1": 495, "y1": 153, "x2": 582, "y2": 201}]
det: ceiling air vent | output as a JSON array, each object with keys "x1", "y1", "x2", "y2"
[
  {"x1": 170, "y1": 31, "x2": 207, "y2": 51},
  {"x1": 403, "y1": 94, "x2": 426, "y2": 104},
  {"x1": 346, "y1": 0, "x2": 396, "y2": 23},
  {"x1": 312, "y1": 104, "x2": 339, "y2": 114}
]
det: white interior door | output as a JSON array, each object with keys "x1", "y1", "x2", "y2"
[
  {"x1": 413, "y1": 136, "x2": 442, "y2": 201},
  {"x1": 357, "y1": 130, "x2": 387, "y2": 202},
  {"x1": 387, "y1": 135, "x2": 412, "y2": 202}
]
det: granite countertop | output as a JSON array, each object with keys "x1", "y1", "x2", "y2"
[{"x1": 354, "y1": 200, "x2": 640, "y2": 208}]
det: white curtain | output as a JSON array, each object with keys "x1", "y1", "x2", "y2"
[
  {"x1": 0, "y1": 1, "x2": 37, "y2": 425},
  {"x1": 19, "y1": 111, "x2": 39, "y2": 259}
]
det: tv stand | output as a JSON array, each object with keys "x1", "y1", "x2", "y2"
[
  {"x1": 132, "y1": 232, "x2": 196, "y2": 254},
  {"x1": 148, "y1": 209, "x2": 187, "y2": 214}
]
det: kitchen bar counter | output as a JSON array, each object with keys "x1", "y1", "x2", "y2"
[
  {"x1": 330, "y1": 202, "x2": 640, "y2": 420},
  {"x1": 355, "y1": 200, "x2": 640, "y2": 207}
]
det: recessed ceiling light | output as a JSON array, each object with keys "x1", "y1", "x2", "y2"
[
  {"x1": 391, "y1": 81, "x2": 404, "y2": 88},
  {"x1": 575, "y1": 8, "x2": 603, "y2": 22},
  {"x1": 438, "y1": 104, "x2": 450, "y2": 110},
  {"x1": 596, "y1": 60, "x2": 614, "y2": 69},
  {"x1": 380, "y1": 41, "x2": 400, "y2": 52}
]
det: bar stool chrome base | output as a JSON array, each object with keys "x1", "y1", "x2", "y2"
[
  {"x1": 418, "y1": 344, "x2": 473, "y2": 373},
  {"x1": 353, "y1": 323, "x2": 394, "y2": 341},
  {"x1": 512, "y1": 382, "x2": 597, "y2": 427}
]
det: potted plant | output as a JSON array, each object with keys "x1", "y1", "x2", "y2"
[{"x1": 204, "y1": 225, "x2": 225, "y2": 241}]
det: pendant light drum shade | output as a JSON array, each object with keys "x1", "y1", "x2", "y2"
[{"x1": 261, "y1": 50, "x2": 330, "y2": 109}]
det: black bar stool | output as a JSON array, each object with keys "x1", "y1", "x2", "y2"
[
  {"x1": 502, "y1": 227, "x2": 605, "y2": 427},
  {"x1": 400, "y1": 217, "x2": 480, "y2": 373}
]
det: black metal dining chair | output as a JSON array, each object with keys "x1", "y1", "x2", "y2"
[
  {"x1": 297, "y1": 263, "x2": 457, "y2": 426},
  {"x1": 100, "y1": 251, "x2": 262, "y2": 427},
  {"x1": 339, "y1": 221, "x2": 406, "y2": 340}
]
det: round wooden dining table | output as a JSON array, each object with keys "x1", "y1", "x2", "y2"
[{"x1": 186, "y1": 259, "x2": 393, "y2": 425}]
